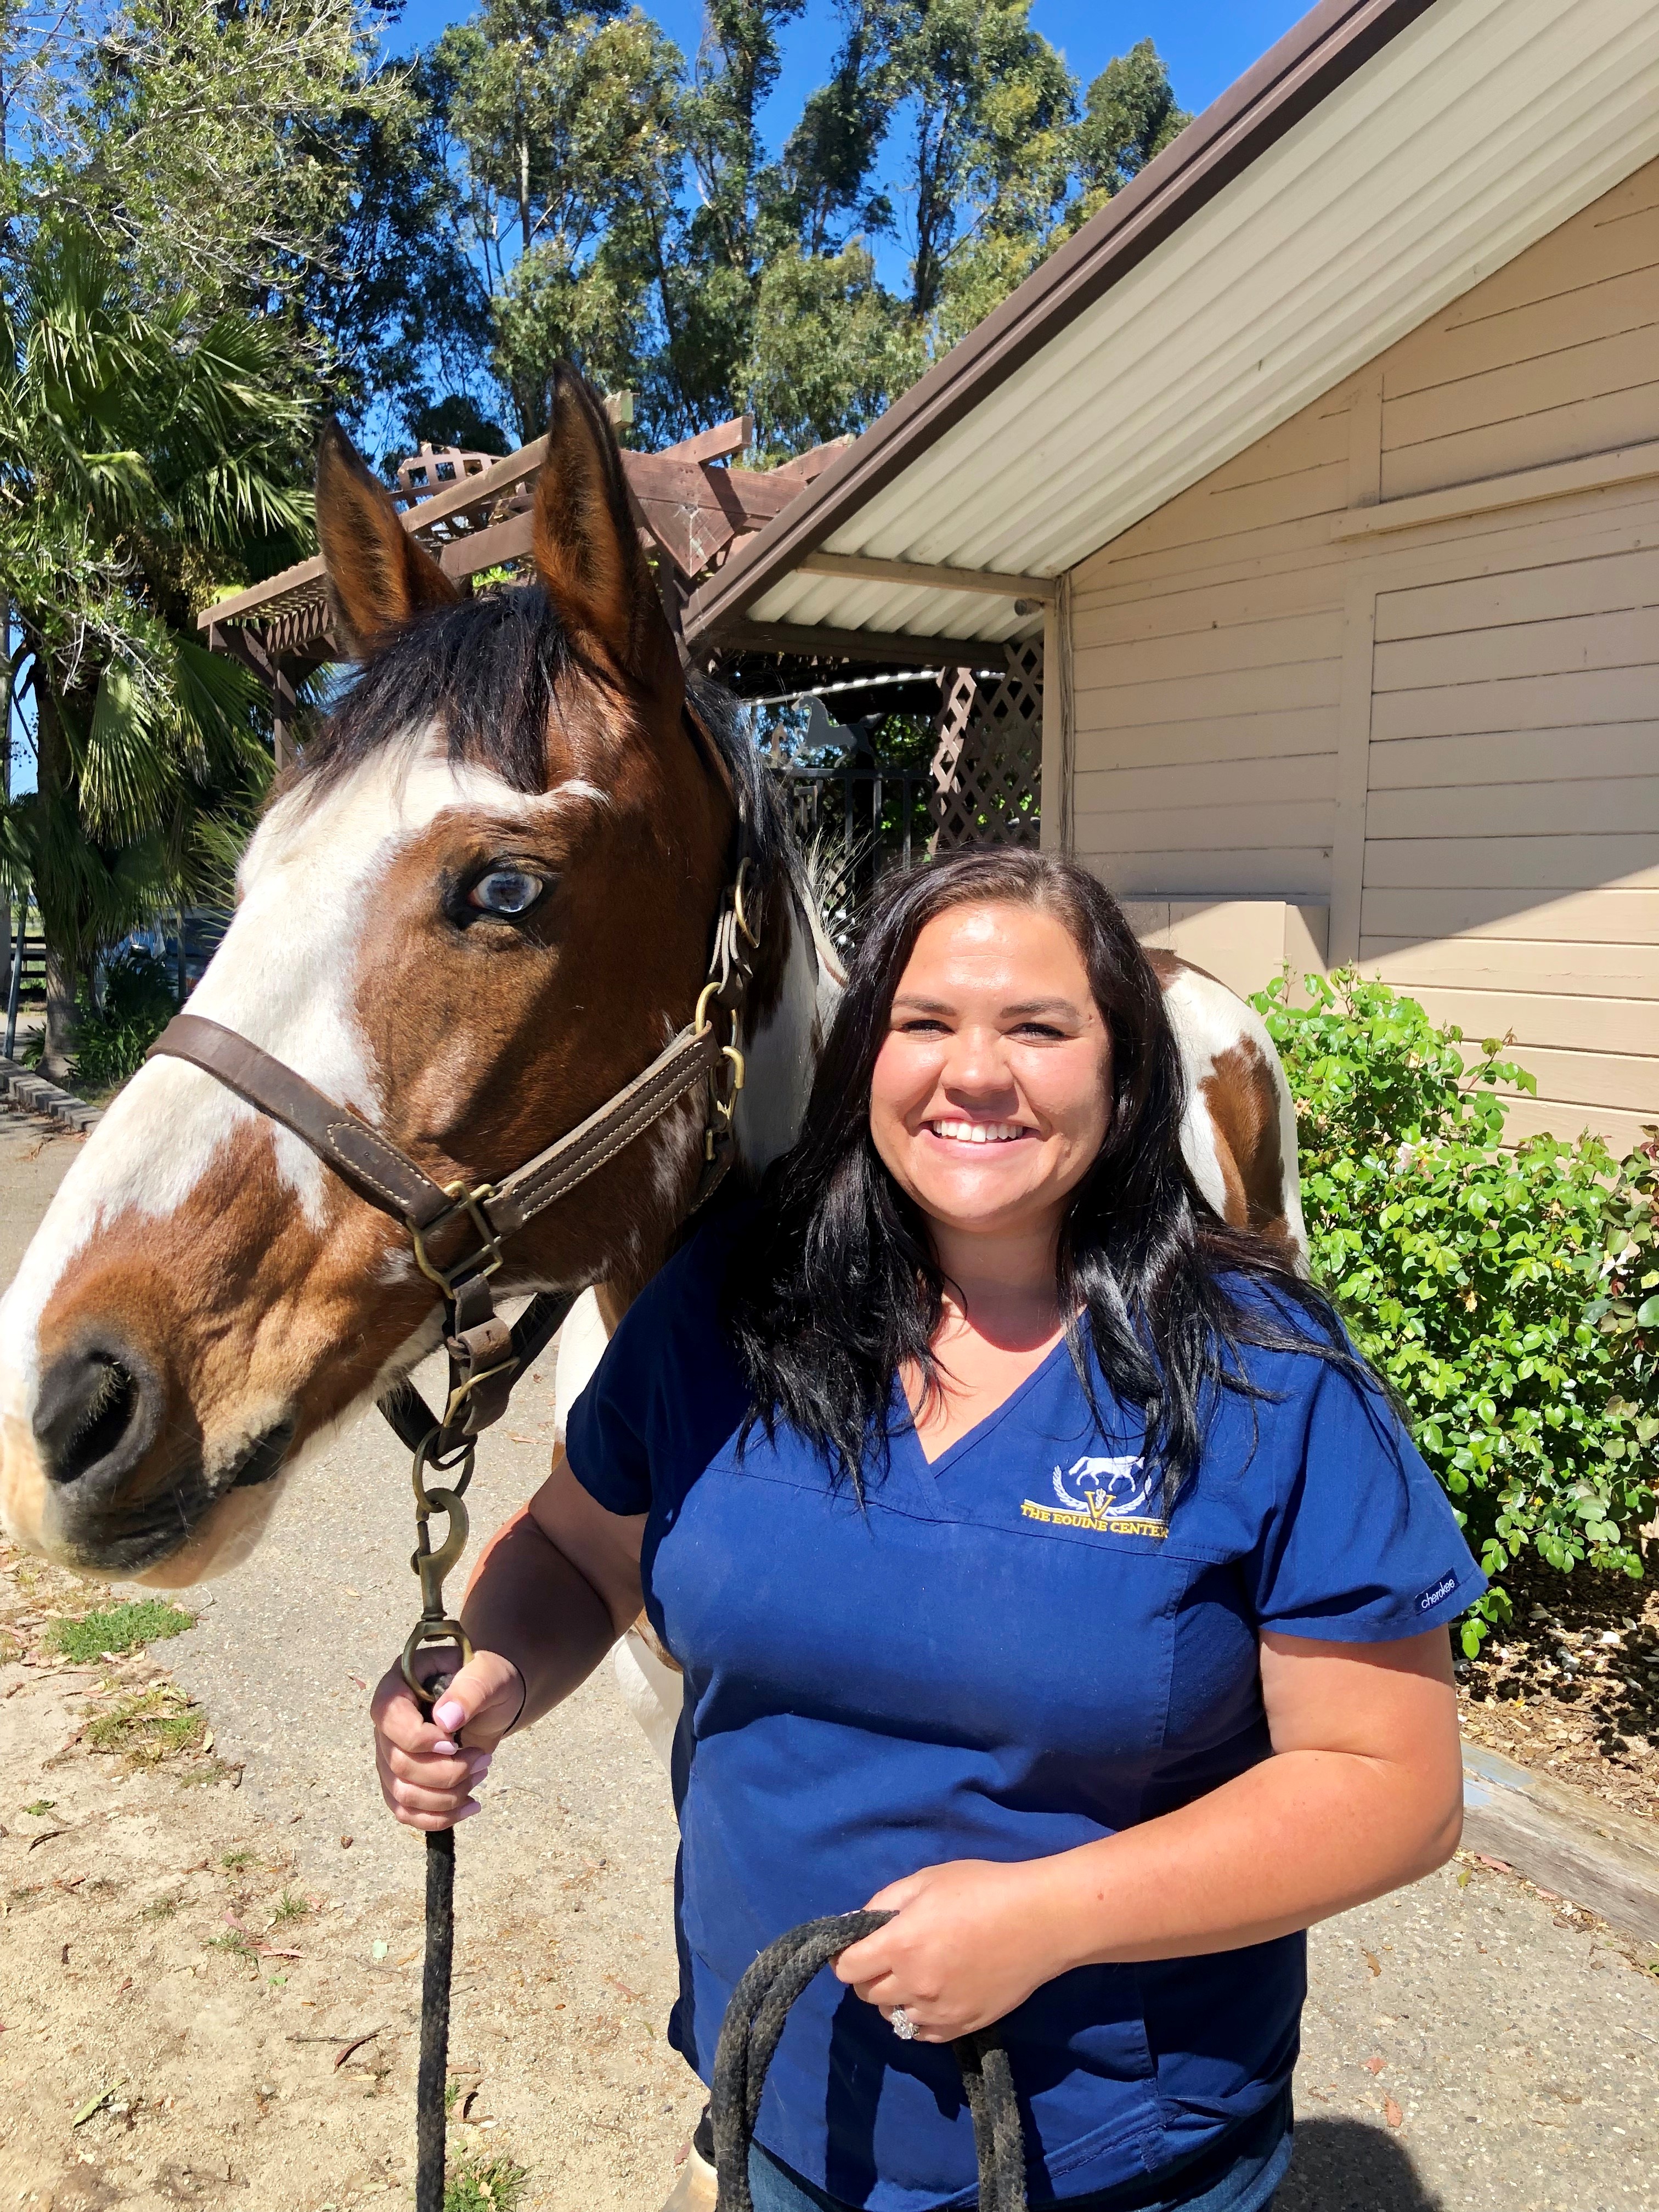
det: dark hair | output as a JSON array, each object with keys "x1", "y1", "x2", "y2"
[{"x1": 728, "y1": 850, "x2": 1370, "y2": 1499}]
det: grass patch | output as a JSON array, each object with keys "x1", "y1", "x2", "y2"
[
  {"x1": 444, "y1": 2154, "x2": 528, "y2": 2212},
  {"x1": 272, "y1": 1888, "x2": 309, "y2": 1923},
  {"x1": 210, "y1": 1927, "x2": 258, "y2": 1966},
  {"x1": 86, "y1": 1686, "x2": 206, "y2": 1766},
  {"x1": 24, "y1": 1799, "x2": 54, "y2": 1816},
  {"x1": 221, "y1": 1848, "x2": 256, "y2": 1872},
  {"x1": 47, "y1": 1599, "x2": 193, "y2": 1662},
  {"x1": 144, "y1": 1895, "x2": 179, "y2": 1921}
]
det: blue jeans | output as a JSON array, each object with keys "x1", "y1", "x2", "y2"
[{"x1": 747, "y1": 2089, "x2": 1294, "y2": 2212}]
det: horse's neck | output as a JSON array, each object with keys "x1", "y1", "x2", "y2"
[
  {"x1": 552, "y1": 883, "x2": 839, "y2": 1435},
  {"x1": 732, "y1": 887, "x2": 840, "y2": 1176}
]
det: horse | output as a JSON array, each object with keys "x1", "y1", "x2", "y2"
[{"x1": 0, "y1": 370, "x2": 1307, "y2": 1773}]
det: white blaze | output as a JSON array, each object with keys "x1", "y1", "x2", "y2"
[{"x1": 0, "y1": 736, "x2": 600, "y2": 1444}]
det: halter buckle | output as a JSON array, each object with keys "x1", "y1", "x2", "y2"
[{"x1": 410, "y1": 1181, "x2": 505, "y2": 1295}]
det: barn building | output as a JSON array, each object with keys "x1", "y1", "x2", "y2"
[{"x1": 685, "y1": 0, "x2": 1659, "y2": 1153}]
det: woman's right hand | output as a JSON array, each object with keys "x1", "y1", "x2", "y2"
[{"x1": 369, "y1": 1649, "x2": 526, "y2": 1831}]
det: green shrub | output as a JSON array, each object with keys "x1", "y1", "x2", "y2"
[
  {"x1": 22, "y1": 945, "x2": 178, "y2": 1089},
  {"x1": 444, "y1": 2154, "x2": 528, "y2": 2212},
  {"x1": 1252, "y1": 969, "x2": 1658, "y2": 1655},
  {"x1": 73, "y1": 946, "x2": 178, "y2": 1090}
]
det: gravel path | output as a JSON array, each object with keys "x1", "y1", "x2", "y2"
[{"x1": 3, "y1": 1106, "x2": 1657, "y2": 2212}]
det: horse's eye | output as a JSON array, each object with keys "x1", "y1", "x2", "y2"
[{"x1": 467, "y1": 867, "x2": 544, "y2": 918}]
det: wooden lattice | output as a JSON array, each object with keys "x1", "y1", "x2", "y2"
[
  {"x1": 394, "y1": 444, "x2": 495, "y2": 506},
  {"x1": 928, "y1": 638, "x2": 1043, "y2": 852}
]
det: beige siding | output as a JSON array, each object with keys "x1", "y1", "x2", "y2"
[
  {"x1": 1069, "y1": 396, "x2": 1352, "y2": 904},
  {"x1": 1069, "y1": 159, "x2": 1659, "y2": 1153}
]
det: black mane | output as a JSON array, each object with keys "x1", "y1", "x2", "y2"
[{"x1": 287, "y1": 583, "x2": 792, "y2": 896}]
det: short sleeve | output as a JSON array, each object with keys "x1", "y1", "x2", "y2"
[
  {"x1": 562, "y1": 1211, "x2": 754, "y2": 1521},
  {"x1": 1249, "y1": 1359, "x2": 1487, "y2": 1641},
  {"x1": 563, "y1": 1293, "x2": 658, "y2": 1517}
]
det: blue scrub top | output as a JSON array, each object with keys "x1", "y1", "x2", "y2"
[{"x1": 565, "y1": 1214, "x2": 1484, "y2": 2212}]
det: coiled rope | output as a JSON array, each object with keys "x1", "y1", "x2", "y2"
[{"x1": 710, "y1": 1910, "x2": 1028, "y2": 2212}]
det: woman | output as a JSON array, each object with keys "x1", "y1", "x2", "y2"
[{"x1": 371, "y1": 853, "x2": 1480, "y2": 2212}]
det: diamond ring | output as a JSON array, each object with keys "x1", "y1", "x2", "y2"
[{"x1": 890, "y1": 2007, "x2": 919, "y2": 2041}]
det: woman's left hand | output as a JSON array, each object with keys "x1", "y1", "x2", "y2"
[{"x1": 832, "y1": 1859, "x2": 1066, "y2": 2042}]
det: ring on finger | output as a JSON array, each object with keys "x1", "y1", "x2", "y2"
[{"x1": 890, "y1": 2007, "x2": 919, "y2": 2041}]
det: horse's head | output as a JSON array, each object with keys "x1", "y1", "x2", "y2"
[{"x1": 0, "y1": 371, "x2": 805, "y2": 1584}]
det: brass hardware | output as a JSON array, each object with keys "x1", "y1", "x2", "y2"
[
  {"x1": 401, "y1": 1431, "x2": 477, "y2": 1700},
  {"x1": 441, "y1": 1357, "x2": 520, "y2": 1435},
  {"x1": 410, "y1": 1181, "x2": 505, "y2": 1295}
]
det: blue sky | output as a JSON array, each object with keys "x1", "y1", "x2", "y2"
[{"x1": 390, "y1": 1, "x2": 1308, "y2": 153}]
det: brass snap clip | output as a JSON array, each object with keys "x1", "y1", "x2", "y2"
[{"x1": 400, "y1": 1430, "x2": 477, "y2": 1700}]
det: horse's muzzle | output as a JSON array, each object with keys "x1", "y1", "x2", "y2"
[{"x1": 28, "y1": 1334, "x2": 292, "y2": 1574}]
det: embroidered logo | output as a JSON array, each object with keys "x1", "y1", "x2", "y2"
[
  {"x1": 1416, "y1": 1571, "x2": 1459, "y2": 1614},
  {"x1": 1021, "y1": 1455, "x2": 1166, "y2": 1539}
]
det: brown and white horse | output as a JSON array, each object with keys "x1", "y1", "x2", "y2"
[{"x1": 0, "y1": 372, "x2": 1305, "y2": 1764}]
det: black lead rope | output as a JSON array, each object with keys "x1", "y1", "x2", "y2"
[
  {"x1": 710, "y1": 1911, "x2": 1028, "y2": 2212},
  {"x1": 417, "y1": 1823, "x2": 456, "y2": 2212}
]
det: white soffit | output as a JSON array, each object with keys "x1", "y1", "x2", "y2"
[{"x1": 750, "y1": 0, "x2": 1659, "y2": 642}]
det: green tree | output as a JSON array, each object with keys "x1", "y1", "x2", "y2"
[
  {"x1": 18, "y1": 0, "x2": 390, "y2": 306},
  {"x1": 431, "y1": 0, "x2": 684, "y2": 436},
  {"x1": 742, "y1": 239, "x2": 922, "y2": 457},
  {"x1": 776, "y1": 0, "x2": 895, "y2": 255},
  {"x1": 305, "y1": 58, "x2": 498, "y2": 464},
  {"x1": 887, "y1": 0, "x2": 1074, "y2": 336},
  {"x1": 1069, "y1": 38, "x2": 1188, "y2": 230},
  {"x1": 0, "y1": 220, "x2": 310, "y2": 1075}
]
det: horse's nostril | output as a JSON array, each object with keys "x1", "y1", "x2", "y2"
[{"x1": 35, "y1": 1344, "x2": 162, "y2": 1491}]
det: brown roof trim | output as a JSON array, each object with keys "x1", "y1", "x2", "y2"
[{"x1": 685, "y1": 0, "x2": 1438, "y2": 645}]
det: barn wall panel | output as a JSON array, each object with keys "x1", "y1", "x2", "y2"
[
  {"x1": 1357, "y1": 887, "x2": 1659, "y2": 944},
  {"x1": 1359, "y1": 936, "x2": 1659, "y2": 1001},
  {"x1": 1500, "y1": 1098, "x2": 1651, "y2": 1154},
  {"x1": 1365, "y1": 724, "x2": 1659, "y2": 791},
  {"x1": 1399, "y1": 987, "x2": 1659, "y2": 1062},
  {"x1": 1068, "y1": 157, "x2": 1659, "y2": 1147}
]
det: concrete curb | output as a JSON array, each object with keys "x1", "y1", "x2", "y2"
[
  {"x1": 0, "y1": 1056, "x2": 102, "y2": 1133},
  {"x1": 1462, "y1": 1739, "x2": 1659, "y2": 1942}
]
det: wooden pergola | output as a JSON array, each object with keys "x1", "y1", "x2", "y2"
[
  {"x1": 200, "y1": 409, "x2": 1047, "y2": 851},
  {"x1": 201, "y1": 412, "x2": 866, "y2": 764}
]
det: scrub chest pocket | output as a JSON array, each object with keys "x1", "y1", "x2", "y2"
[{"x1": 565, "y1": 1214, "x2": 1484, "y2": 2212}]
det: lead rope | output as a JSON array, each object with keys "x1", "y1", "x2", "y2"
[
  {"x1": 390, "y1": 799, "x2": 759, "y2": 2209},
  {"x1": 398, "y1": 813, "x2": 759, "y2": 2208},
  {"x1": 710, "y1": 1912, "x2": 1028, "y2": 2212},
  {"x1": 404, "y1": 1431, "x2": 475, "y2": 2212}
]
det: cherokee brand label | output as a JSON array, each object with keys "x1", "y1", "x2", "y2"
[
  {"x1": 1022, "y1": 1455, "x2": 1167, "y2": 1539},
  {"x1": 1416, "y1": 1571, "x2": 1460, "y2": 1614}
]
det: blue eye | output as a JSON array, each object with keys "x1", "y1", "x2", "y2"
[{"x1": 468, "y1": 867, "x2": 544, "y2": 917}]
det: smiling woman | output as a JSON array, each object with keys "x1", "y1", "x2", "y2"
[{"x1": 371, "y1": 849, "x2": 1486, "y2": 2212}]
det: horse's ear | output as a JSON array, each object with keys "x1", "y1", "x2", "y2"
[
  {"x1": 315, "y1": 420, "x2": 461, "y2": 655},
  {"x1": 532, "y1": 368, "x2": 677, "y2": 688}
]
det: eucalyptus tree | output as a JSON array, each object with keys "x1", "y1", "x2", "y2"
[{"x1": 431, "y1": 0, "x2": 684, "y2": 438}]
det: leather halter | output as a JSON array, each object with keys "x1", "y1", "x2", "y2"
[{"x1": 147, "y1": 721, "x2": 760, "y2": 1471}]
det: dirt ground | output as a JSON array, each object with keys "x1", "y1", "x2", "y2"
[
  {"x1": 1457, "y1": 1560, "x2": 1659, "y2": 1823},
  {"x1": 4, "y1": 1109, "x2": 1659, "y2": 2212}
]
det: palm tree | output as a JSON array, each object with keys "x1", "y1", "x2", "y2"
[{"x1": 0, "y1": 218, "x2": 314, "y2": 1076}]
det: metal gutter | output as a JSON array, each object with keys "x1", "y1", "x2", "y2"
[{"x1": 683, "y1": 0, "x2": 1440, "y2": 647}]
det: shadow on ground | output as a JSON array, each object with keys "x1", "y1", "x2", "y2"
[{"x1": 1278, "y1": 2117, "x2": 1441, "y2": 2211}]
